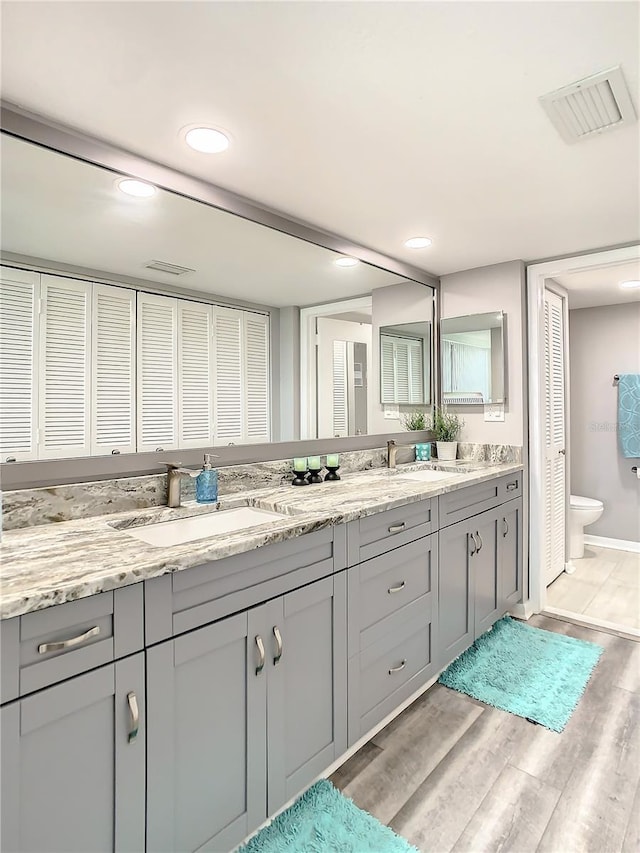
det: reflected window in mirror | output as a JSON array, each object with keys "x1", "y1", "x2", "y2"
[{"x1": 440, "y1": 311, "x2": 506, "y2": 405}]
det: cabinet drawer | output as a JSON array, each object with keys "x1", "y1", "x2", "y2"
[
  {"x1": 349, "y1": 499, "x2": 435, "y2": 565},
  {"x1": 439, "y1": 472, "x2": 523, "y2": 527},
  {"x1": 0, "y1": 585, "x2": 144, "y2": 703}
]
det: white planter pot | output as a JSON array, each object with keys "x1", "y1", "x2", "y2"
[{"x1": 436, "y1": 441, "x2": 458, "y2": 461}]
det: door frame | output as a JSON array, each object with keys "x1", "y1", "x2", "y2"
[{"x1": 526, "y1": 244, "x2": 640, "y2": 614}]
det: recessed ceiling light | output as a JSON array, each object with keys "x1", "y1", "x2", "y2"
[
  {"x1": 334, "y1": 257, "x2": 360, "y2": 268},
  {"x1": 184, "y1": 126, "x2": 230, "y2": 154},
  {"x1": 619, "y1": 279, "x2": 640, "y2": 289},
  {"x1": 117, "y1": 179, "x2": 156, "y2": 198},
  {"x1": 404, "y1": 237, "x2": 433, "y2": 249}
]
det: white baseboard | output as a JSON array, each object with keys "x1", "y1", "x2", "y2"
[
  {"x1": 543, "y1": 606, "x2": 640, "y2": 641},
  {"x1": 584, "y1": 534, "x2": 640, "y2": 554}
]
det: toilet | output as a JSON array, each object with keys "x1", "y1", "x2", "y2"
[{"x1": 569, "y1": 495, "x2": 604, "y2": 559}]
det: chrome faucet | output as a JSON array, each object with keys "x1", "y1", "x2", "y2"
[
  {"x1": 386, "y1": 439, "x2": 422, "y2": 469},
  {"x1": 165, "y1": 464, "x2": 199, "y2": 508}
]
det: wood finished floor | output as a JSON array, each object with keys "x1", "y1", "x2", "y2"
[
  {"x1": 330, "y1": 615, "x2": 640, "y2": 853},
  {"x1": 547, "y1": 546, "x2": 640, "y2": 630}
]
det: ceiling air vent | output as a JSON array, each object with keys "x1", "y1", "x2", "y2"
[
  {"x1": 144, "y1": 260, "x2": 195, "y2": 276},
  {"x1": 539, "y1": 66, "x2": 637, "y2": 144}
]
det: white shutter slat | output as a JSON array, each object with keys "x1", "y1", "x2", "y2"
[
  {"x1": 92, "y1": 285, "x2": 136, "y2": 455},
  {"x1": 244, "y1": 312, "x2": 270, "y2": 442},
  {"x1": 39, "y1": 275, "x2": 91, "y2": 459},
  {"x1": 214, "y1": 307, "x2": 243, "y2": 444},
  {"x1": 137, "y1": 293, "x2": 178, "y2": 451},
  {"x1": 0, "y1": 267, "x2": 39, "y2": 461},
  {"x1": 178, "y1": 301, "x2": 213, "y2": 448}
]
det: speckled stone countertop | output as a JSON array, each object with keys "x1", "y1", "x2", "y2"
[{"x1": 0, "y1": 461, "x2": 522, "y2": 620}]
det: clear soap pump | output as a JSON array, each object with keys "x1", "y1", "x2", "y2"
[{"x1": 195, "y1": 453, "x2": 219, "y2": 504}]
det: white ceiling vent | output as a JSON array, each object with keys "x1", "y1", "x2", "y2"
[
  {"x1": 144, "y1": 260, "x2": 195, "y2": 276},
  {"x1": 540, "y1": 66, "x2": 637, "y2": 144}
]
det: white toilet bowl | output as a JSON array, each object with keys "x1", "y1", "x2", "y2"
[{"x1": 569, "y1": 495, "x2": 604, "y2": 559}]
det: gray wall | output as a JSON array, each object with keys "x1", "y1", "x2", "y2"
[
  {"x1": 278, "y1": 307, "x2": 300, "y2": 441},
  {"x1": 569, "y1": 302, "x2": 640, "y2": 542}
]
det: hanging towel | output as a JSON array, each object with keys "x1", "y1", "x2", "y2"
[{"x1": 618, "y1": 374, "x2": 640, "y2": 458}]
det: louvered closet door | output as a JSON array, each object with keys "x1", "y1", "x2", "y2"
[
  {"x1": 178, "y1": 301, "x2": 213, "y2": 448},
  {"x1": 543, "y1": 289, "x2": 567, "y2": 585},
  {"x1": 137, "y1": 293, "x2": 178, "y2": 452},
  {"x1": 332, "y1": 340, "x2": 349, "y2": 437},
  {"x1": 39, "y1": 275, "x2": 91, "y2": 459},
  {"x1": 407, "y1": 340, "x2": 425, "y2": 404},
  {"x1": 244, "y1": 312, "x2": 270, "y2": 443},
  {"x1": 0, "y1": 266, "x2": 39, "y2": 462},
  {"x1": 91, "y1": 285, "x2": 136, "y2": 456},
  {"x1": 214, "y1": 307, "x2": 243, "y2": 444}
]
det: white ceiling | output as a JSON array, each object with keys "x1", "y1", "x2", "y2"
[
  {"x1": 554, "y1": 259, "x2": 640, "y2": 309},
  {"x1": 1, "y1": 2, "x2": 639, "y2": 275},
  {"x1": 0, "y1": 134, "x2": 407, "y2": 307}
]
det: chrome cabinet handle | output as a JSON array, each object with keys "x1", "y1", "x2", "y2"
[
  {"x1": 474, "y1": 532, "x2": 483, "y2": 553},
  {"x1": 389, "y1": 660, "x2": 406, "y2": 674},
  {"x1": 38, "y1": 625, "x2": 100, "y2": 655},
  {"x1": 388, "y1": 581, "x2": 406, "y2": 594},
  {"x1": 506, "y1": 481, "x2": 519, "y2": 490},
  {"x1": 127, "y1": 692, "x2": 139, "y2": 744},
  {"x1": 4, "y1": 456, "x2": 16, "y2": 463},
  {"x1": 273, "y1": 626, "x2": 283, "y2": 666},
  {"x1": 255, "y1": 635, "x2": 265, "y2": 675},
  {"x1": 388, "y1": 522, "x2": 406, "y2": 534},
  {"x1": 469, "y1": 533, "x2": 477, "y2": 556},
  {"x1": 503, "y1": 518, "x2": 509, "y2": 537}
]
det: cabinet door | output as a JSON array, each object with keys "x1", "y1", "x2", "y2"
[
  {"x1": 438, "y1": 518, "x2": 474, "y2": 668},
  {"x1": 146, "y1": 610, "x2": 267, "y2": 853},
  {"x1": 500, "y1": 498, "x2": 523, "y2": 611},
  {"x1": 471, "y1": 509, "x2": 501, "y2": 638},
  {"x1": 0, "y1": 654, "x2": 145, "y2": 853},
  {"x1": 266, "y1": 574, "x2": 347, "y2": 815}
]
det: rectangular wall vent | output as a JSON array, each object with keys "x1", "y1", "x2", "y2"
[
  {"x1": 144, "y1": 260, "x2": 195, "y2": 276},
  {"x1": 540, "y1": 66, "x2": 637, "y2": 144}
]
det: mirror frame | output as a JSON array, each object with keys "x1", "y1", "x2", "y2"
[{"x1": 0, "y1": 101, "x2": 440, "y2": 489}]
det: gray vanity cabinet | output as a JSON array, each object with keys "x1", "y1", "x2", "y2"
[
  {"x1": 500, "y1": 497, "x2": 524, "y2": 612},
  {"x1": 0, "y1": 653, "x2": 146, "y2": 853},
  {"x1": 472, "y1": 510, "x2": 501, "y2": 637}
]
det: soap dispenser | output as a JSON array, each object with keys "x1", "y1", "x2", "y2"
[{"x1": 195, "y1": 453, "x2": 219, "y2": 504}]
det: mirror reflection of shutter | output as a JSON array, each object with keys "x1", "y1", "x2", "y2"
[
  {"x1": 332, "y1": 340, "x2": 348, "y2": 436},
  {"x1": 91, "y1": 285, "x2": 136, "y2": 456},
  {"x1": 0, "y1": 266, "x2": 39, "y2": 461},
  {"x1": 380, "y1": 335, "x2": 395, "y2": 403},
  {"x1": 39, "y1": 275, "x2": 91, "y2": 459},
  {"x1": 395, "y1": 340, "x2": 410, "y2": 404},
  {"x1": 178, "y1": 301, "x2": 213, "y2": 448},
  {"x1": 244, "y1": 312, "x2": 270, "y2": 442},
  {"x1": 408, "y1": 340, "x2": 424, "y2": 404},
  {"x1": 137, "y1": 292, "x2": 178, "y2": 451},
  {"x1": 214, "y1": 307, "x2": 243, "y2": 444}
]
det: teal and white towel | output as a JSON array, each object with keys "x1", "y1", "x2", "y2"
[{"x1": 618, "y1": 374, "x2": 640, "y2": 458}]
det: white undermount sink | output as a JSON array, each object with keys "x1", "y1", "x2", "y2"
[
  {"x1": 397, "y1": 469, "x2": 463, "y2": 483},
  {"x1": 120, "y1": 507, "x2": 286, "y2": 548}
]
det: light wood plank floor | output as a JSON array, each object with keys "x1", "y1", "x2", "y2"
[
  {"x1": 547, "y1": 546, "x2": 640, "y2": 630},
  {"x1": 331, "y1": 615, "x2": 640, "y2": 853}
]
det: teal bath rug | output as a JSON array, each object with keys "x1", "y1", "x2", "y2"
[
  {"x1": 439, "y1": 616, "x2": 603, "y2": 732},
  {"x1": 238, "y1": 779, "x2": 418, "y2": 853}
]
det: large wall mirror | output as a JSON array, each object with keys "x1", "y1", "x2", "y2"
[
  {"x1": 440, "y1": 311, "x2": 506, "y2": 405},
  {"x1": 0, "y1": 127, "x2": 436, "y2": 468}
]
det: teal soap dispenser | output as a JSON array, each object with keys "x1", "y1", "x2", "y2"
[{"x1": 195, "y1": 453, "x2": 219, "y2": 504}]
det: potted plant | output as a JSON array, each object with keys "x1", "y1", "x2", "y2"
[
  {"x1": 400, "y1": 410, "x2": 428, "y2": 431},
  {"x1": 431, "y1": 407, "x2": 464, "y2": 461}
]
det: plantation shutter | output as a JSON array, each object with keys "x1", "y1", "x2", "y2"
[
  {"x1": 39, "y1": 275, "x2": 91, "y2": 459},
  {"x1": 178, "y1": 300, "x2": 213, "y2": 448},
  {"x1": 0, "y1": 266, "x2": 39, "y2": 461},
  {"x1": 380, "y1": 335, "x2": 395, "y2": 403},
  {"x1": 244, "y1": 312, "x2": 270, "y2": 442},
  {"x1": 137, "y1": 292, "x2": 178, "y2": 451},
  {"x1": 214, "y1": 307, "x2": 243, "y2": 444},
  {"x1": 408, "y1": 340, "x2": 425, "y2": 404},
  {"x1": 332, "y1": 340, "x2": 348, "y2": 437},
  {"x1": 395, "y1": 339, "x2": 410, "y2": 404},
  {"x1": 91, "y1": 284, "x2": 136, "y2": 456}
]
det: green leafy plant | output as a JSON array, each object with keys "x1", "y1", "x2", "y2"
[
  {"x1": 431, "y1": 407, "x2": 464, "y2": 442},
  {"x1": 401, "y1": 410, "x2": 428, "y2": 431}
]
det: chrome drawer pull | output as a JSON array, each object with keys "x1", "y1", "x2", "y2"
[
  {"x1": 475, "y1": 532, "x2": 483, "y2": 553},
  {"x1": 255, "y1": 635, "x2": 265, "y2": 675},
  {"x1": 389, "y1": 660, "x2": 406, "y2": 674},
  {"x1": 273, "y1": 626, "x2": 283, "y2": 666},
  {"x1": 506, "y1": 481, "x2": 518, "y2": 491},
  {"x1": 127, "y1": 692, "x2": 139, "y2": 743},
  {"x1": 388, "y1": 522, "x2": 406, "y2": 534},
  {"x1": 469, "y1": 534, "x2": 477, "y2": 556},
  {"x1": 38, "y1": 625, "x2": 100, "y2": 655},
  {"x1": 503, "y1": 518, "x2": 509, "y2": 537},
  {"x1": 388, "y1": 581, "x2": 406, "y2": 594}
]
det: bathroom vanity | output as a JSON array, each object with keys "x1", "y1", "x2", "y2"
[{"x1": 0, "y1": 463, "x2": 522, "y2": 853}]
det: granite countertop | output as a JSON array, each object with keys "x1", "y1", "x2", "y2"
[{"x1": 0, "y1": 461, "x2": 523, "y2": 620}]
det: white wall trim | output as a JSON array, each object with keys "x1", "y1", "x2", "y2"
[
  {"x1": 527, "y1": 244, "x2": 640, "y2": 615},
  {"x1": 543, "y1": 606, "x2": 640, "y2": 640},
  {"x1": 584, "y1": 534, "x2": 640, "y2": 554}
]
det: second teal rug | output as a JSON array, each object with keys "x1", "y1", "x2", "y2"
[
  {"x1": 439, "y1": 616, "x2": 603, "y2": 732},
  {"x1": 239, "y1": 779, "x2": 418, "y2": 853}
]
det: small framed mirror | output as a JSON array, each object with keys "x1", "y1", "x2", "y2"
[{"x1": 440, "y1": 311, "x2": 506, "y2": 404}]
